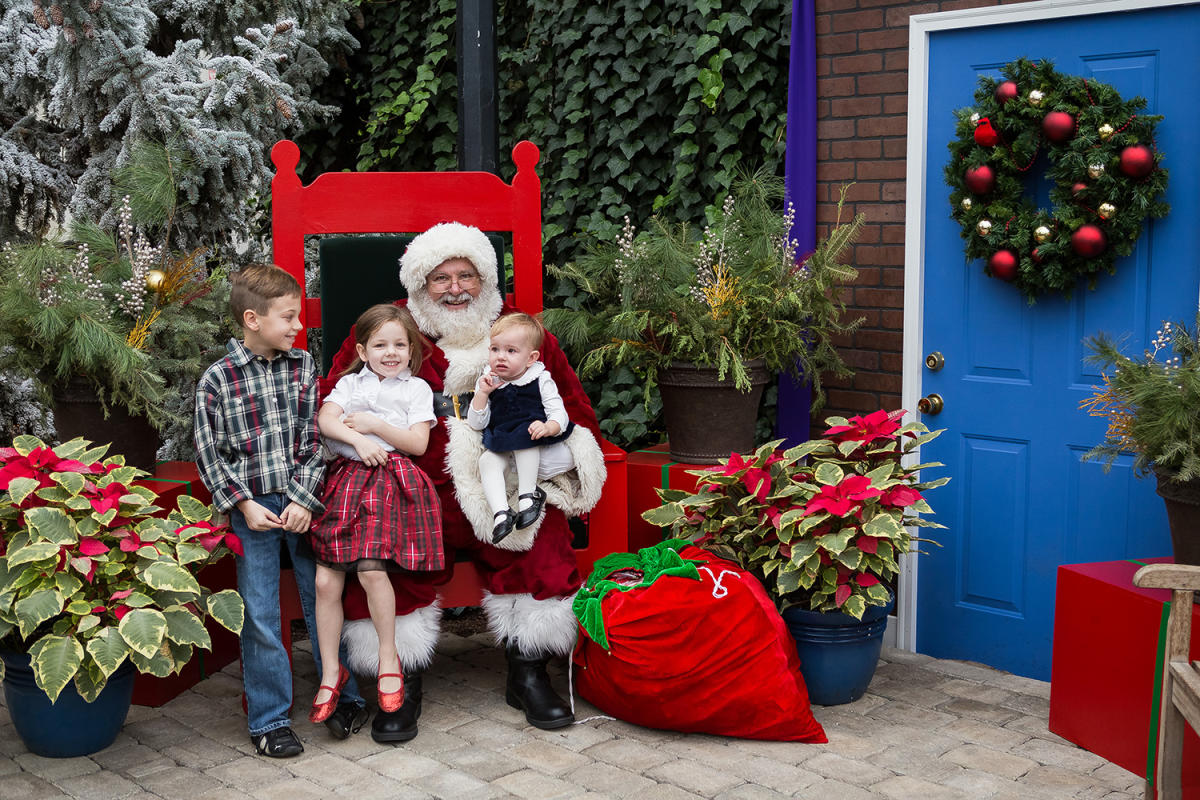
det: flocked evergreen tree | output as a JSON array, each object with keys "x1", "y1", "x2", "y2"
[{"x1": 0, "y1": 0, "x2": 355, "y2": 250}]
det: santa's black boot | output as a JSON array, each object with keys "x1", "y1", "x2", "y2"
[
  {"x1": 371, "y1": 672, "x2": 422, "y2": 743},
  {"x1": 505, "y1": 644, "x2": 574, "y2": 729}
]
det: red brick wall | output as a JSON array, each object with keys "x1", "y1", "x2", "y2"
[{"x1": 813, "y1": 0, "x2": 1034, "y2": 419}]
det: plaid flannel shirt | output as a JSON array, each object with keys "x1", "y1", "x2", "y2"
[{"x1": 193, "y1": 338, "x2": 326, "y2": 514}]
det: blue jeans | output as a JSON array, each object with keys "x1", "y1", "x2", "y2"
[{"x1": 231, "y1": 493, "x2": 364, "y2": 736}]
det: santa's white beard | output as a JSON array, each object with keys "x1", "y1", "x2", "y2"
[{"x1": 407, "y1": 283, "x2": 501, "y2": 351}]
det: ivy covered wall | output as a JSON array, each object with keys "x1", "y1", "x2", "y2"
[{"x1": 346, "y1": 0, "x2": 792, "y2": 265}]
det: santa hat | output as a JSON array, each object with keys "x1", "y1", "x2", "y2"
[{"x1": 399, "y1": 222, "x2": 498, "y2": 293}]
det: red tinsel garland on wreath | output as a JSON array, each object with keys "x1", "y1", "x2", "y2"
[{"x1": 944, "y1": 58, "x2": 1169, "y2": 301}]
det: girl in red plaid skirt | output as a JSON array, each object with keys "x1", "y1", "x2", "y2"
[{"x1": 308, "y1": 305, "x2": 443, "y2": 723}]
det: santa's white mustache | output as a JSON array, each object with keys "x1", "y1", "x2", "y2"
[{"x1": 438, "y1": 292, "x2": 473, "y2": 305}]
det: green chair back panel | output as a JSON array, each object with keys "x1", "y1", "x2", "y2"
[{"x1": 318, "y1": 234, "x2": 506, "y2": 374}]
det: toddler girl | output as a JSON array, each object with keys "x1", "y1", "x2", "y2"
[
  {"x1": 309, "y1": 304, "x2": 443, "y2": 722},
  {"x1": 468, "y1": 312, "x2": 575, "y2": 543}
]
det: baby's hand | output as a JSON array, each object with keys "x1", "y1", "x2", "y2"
[
  {"x1": 528, "y1": 420, "x2": 560, "y2": 440},
  {"x1": 343, "y1": 411, "x2": 379, "y2": 435},
  {"x1": 475, "y1": 372, "x2": 501, "y2": 396},
  {"x1": 353, "y1": 437, "x2": 388, "y2": 467}
]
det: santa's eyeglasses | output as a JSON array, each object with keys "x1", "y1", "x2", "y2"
[{"x1": 428, "y1": 272, "x2": 480, "y2": 289}]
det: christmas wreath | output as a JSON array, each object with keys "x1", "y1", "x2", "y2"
[{"x1": 945, "y1": 58, "x2": 1169, "y2": 300}]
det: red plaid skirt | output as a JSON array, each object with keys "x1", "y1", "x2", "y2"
[{"x1": 311, "y1": 453, "x2": 444, "y2": 571}]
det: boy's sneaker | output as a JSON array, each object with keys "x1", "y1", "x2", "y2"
[
  {"x1": 325, "y1": 702, "x2": 369, "y2": 740},
  {"x1": 252, "y1": 727, "x2": 303, "y2": 758}
]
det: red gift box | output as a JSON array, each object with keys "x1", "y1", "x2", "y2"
[
  {"x1": 627, "y1": 445, "x2": 722, "y2": 552},
  {"x1": 131, "y1": 462, "x2": 238, "y2": 707},
  {"x1": 1049, "y1": 558, "x2": 1200, "y2": 797}
]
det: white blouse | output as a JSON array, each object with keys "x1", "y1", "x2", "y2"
[{"x1": 322, "y1": 367, "x2": 435, "y2": 461}]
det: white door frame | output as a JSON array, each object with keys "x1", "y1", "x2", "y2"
[{"x1": 896, "y1": 0, "x2": 1197, "y2": 653}]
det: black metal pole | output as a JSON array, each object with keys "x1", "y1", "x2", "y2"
[{"x1": 456, "y1": 0, "x2": 499, "y2": 173}]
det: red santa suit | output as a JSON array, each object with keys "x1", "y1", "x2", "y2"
[{"x1": 321, "y1": 223, "x2": 606, "y2": 722}]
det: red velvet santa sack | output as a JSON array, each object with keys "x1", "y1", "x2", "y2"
[{"x1": 571, "y1": 541, "x2": 827, "y2": 742}]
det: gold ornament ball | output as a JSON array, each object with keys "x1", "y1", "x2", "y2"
[
  {"x1": 960, "y1": 197, "x2": 973, "y2": 211},
  {"x1": 976, "y1": 219, "x2": 993, "y2": 236},
  {"x1": 1088, "y1": 163, "x2": 1106, "y2": 179},
  {"x1": 1028, "y1": 89, "x2": 1044, "y2": 106},
  {"x1": 1098, "y1": 202, "x2": 1116, "y2": 219},
  {"x1": 1098, "y1": 123, "x2": 1115, "y2": 140},
  {"x1": 1034, "y1": 225, "x2": 1051, "y2": 243},
  {"x1": 145, "y1": 270, "x2": 166, "y2": 291},
  {"x1": 969, "y1": 112, "x2": 980, "y2": 124}
]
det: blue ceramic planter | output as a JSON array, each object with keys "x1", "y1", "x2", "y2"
[
  {"x1": 782, "y1": 596, "x2": 894, "y2": 706},
  {"x1": 1, "y1": 649, "x2": 135, "y2": 758}
]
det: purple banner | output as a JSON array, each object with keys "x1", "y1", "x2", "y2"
[{"x1": 778, "y1": 0, "x2": 817, "y2": 447}]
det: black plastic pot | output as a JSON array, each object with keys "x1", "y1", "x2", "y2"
[
  {"x1": 657, "y1": 360, "x2": 770, "y2": 464},
  {"x1": 52, "y1": 377, "x2": 160, "y2": 472},
  {"x1": 1154, "y1": 468, "x2": 1200, "y2": 566}
]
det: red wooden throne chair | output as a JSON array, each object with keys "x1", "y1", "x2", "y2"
[{"x1": 268, "y1": 139, "x2": 628, "y2": 625}]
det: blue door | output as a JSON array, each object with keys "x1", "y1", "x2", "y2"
[{"x1": 916, "y1": 4, "x2": 1200, "y2": 679}]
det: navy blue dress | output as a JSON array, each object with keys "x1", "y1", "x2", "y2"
[{"x1": 483, "y1": 380, "x2": 575, "y2": 452}]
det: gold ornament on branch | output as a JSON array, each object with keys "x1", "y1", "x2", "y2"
[
  {"x1": 145, "y1": 269, "x2": 166, "y2": 291},
  {"x1": 976, "y1": 219, "x2": 993, "y2": 236},
  {"x1": 1098, "y1": 123, "x2": 1115, "y2": 141},
  {"x1": 1028, "y1": 89, "x2": 1044, "y2": 106},
  {"x1": 969, "y1": 112, "x2": 980, "y2": 124},
  {"x1": 960, "y1": 198, "x2": 973, "y2": 211},
  {"x1": 1088, "y1": 163, "x2": 1106, "y2": 179},
  {"x1": 1098, "y1": 202, "x2": 1116, "y2": 219},
  {"x1": 1034, "y1": 225, "x2": 1051, "y2": 243}
]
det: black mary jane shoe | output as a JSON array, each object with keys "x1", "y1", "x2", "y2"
[
  {"x1": 491, "y1": 510, "x2": 516, "y2": 543},
  {"x1": 515, "y1": 487, "x2": 547, "y2": 530},
  {"x1": 252, "y1": 726, "x2": 304, "y2": 758},
  {"x1": 324, "y1": 701, "x2": 369, "y2": 740}
]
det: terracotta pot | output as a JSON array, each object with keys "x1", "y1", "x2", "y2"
[
  {"x1": 52, "y1": 377, "x2": 160, "y2": 472},
  {"x1": 1154, "y1": 467, "x2": 1200, "y2": 566},
  {"x1": 657, "y1": 360, "x2": 770, "y2": 464}
]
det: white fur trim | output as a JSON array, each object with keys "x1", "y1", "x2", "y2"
[
  {"x1": 482, "y1": 592, "x2": 578, "y2": 658},
  {"x1": 399, "y1": 222, "x2": 498, "y2": 292},
  {"x1": 444, "y1": 418, "x2": 606, "y2": 550},
  {"x1": 341, "y1": 604, "x2": 441, "y2": 675}
]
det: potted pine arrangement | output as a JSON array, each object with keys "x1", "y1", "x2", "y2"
[
  {"x1": 0, "y1": 435, "x2": 244, "y2": 757},
  {"x1": 643, "y1": 410, "x2": 948, "y2": 704},
  {"x1": 1081, "y1": 316, "x2": 1200, "y2": 564},
  {"x1": 544, "y1": 175, "x2": 863, "y2": 463}
]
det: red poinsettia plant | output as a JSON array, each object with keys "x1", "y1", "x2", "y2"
[
  {"x1": 0, "y1": 435, "x2": 244, "y2": 702},
  {"x1": 643, "y1": 410, "x2": 948, "y2": 619}
]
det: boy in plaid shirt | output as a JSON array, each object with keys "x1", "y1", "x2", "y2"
[{"x1": 194, "y1": 264, "x2": 366, "y2": 758}]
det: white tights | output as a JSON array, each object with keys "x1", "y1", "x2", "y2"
[{"x1": 479, "y1": 447, "x2": 541, "y2": 516}]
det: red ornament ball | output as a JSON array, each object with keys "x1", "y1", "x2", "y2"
[
  {"x1": 973, "y1": 117, "x2": 1001, "y2": 147},
  {"x1": 1042, "y1": 111, "x2": 1075, "y2": 143},
  {"x1": 1071, "y1": 182, "x2": 1088, "y2": 196},
  {"x1": 1031, "y1": 248, "x2": 1043, "y2": 265},
  {"x1": 995, "y1": 80, "x2": 1018, "y2": 104},
  {"x1": 1071, "y1": 224, "x2": 1108, "y2": 258},
  {"x1": 964, "y1": 165, "x2": 996, "y2": 194},
  {"x1": 1118, "y1": 145, "x2": 1155, "y2": 178},
  {"x1": 987, "y1": 249, "x2": 1019, "y2": 281}
]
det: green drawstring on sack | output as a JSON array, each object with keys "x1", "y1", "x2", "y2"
[{"x1": 572, "y1": 539, "x2": 704, "y2": 650}]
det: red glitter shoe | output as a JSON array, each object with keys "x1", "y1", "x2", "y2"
[{"x1": 308, "y1": 664, "x2": 349, "y2": 724}]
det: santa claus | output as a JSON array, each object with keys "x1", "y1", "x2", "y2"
[{"x1": 322, "y1": 222, "x2": 606, "y2": 742}]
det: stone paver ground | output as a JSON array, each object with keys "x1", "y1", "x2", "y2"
[{"x1": 0, "y1": 633, "x2": 1143, "y2": 799}]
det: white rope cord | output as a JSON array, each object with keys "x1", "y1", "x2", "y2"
[{"x1": 567, "y1": 648, "x2": 614, "y2": 725}]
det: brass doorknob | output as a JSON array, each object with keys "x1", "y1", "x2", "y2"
[{"x1": 917, "y1": 393, "x2": 944, "y2": 415}]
